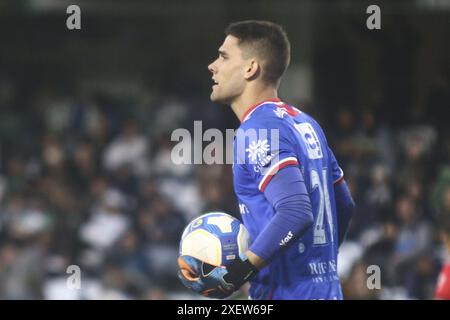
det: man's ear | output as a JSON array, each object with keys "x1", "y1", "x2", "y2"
[{"x1": 244, "y1": 59, "x2": 260, "y2": 80}]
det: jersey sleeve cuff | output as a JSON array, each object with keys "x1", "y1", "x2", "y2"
[
  {"x1": 333, "y1": 168, "x2": 345, "y2": 184},
  {"x1": 258, "y1": 157, "x2": 299, "y2": 192}
]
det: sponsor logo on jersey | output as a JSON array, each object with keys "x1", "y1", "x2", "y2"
[{"x1": 280, "y1": 231, "x2": 294, "y2": 246}]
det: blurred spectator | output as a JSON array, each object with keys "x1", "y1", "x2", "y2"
[
  {"x1": 391, "y1": 195, "x2": 432, "y2": 296},
  {"x1": 432, "y1": 168, "x2": 450, "y2": 218},
  {"x1": 363, "y1": 219, "x2": 398, "y2": 287},
  {"x1": 67, "y1": 139, "x2": 99, "y2": 193},
  {"x1": 138, "y1": 196, "x2": 185, "y2": 283},
  {"x1": 153, "y1": 134, "x2": 205, "y2": 220},
  {"x1": 343, "y1": 261, "x2": 380, "y2": 300},
  {"x1": 151, "y1": 96, "x2": 189, "y2": 137},
  {"x1": 103, "y1": 120, "x2": 151, "y2": 177},
  {"x1": 0, "y1": 233, "x2": 50, "y2": 299},
  {"x1": 333, "y1": 109, "x2": 357, "y2": 167},
  {"x1": 362, "y1": 164, "x2": 393, "y2": 226},
  {"x1": 138, "y1": 197, "x2": 185, "y2": 246},
  {"x1": 106, "y1": 231, "x2": 149, "y2": 288},
  {"x1": 396, "y1": 125, "x2": 437, "y2": 188},
  {"x1": 4, "y1": 157, "x2": 29, "y2": 195},
  {"x1": 80, "y1": 189, "x2": 129, "y2": 251}
]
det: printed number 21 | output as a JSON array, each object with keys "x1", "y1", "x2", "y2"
[{"x1": 310, "y1": 169, "x2": 334, "y2": 245}]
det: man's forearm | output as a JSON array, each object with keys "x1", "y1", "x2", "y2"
[{"x1": 248, "y1": 165, "x2": 314, "y2": 264}]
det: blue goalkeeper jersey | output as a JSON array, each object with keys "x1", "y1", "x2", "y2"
[{"x1": 233, "y1": 99, "x2": 344, "y2": 300}]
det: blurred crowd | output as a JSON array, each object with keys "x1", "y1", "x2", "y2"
[
  {"x1": 0, "y1": 79, "x2": 236, "y2": 299},
  {"x1": 0, "y1": 71, "x2": 449, "y2": 299},
  {"x1": 331, "y1": 106, "x2": 450, "y2": 300}
]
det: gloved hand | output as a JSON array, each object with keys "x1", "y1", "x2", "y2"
[{"x1": 177, "y1": 255, "x2": 258, "y2": 299}]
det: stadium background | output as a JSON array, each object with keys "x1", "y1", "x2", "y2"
[{"x1": 0, "y1": 0, "x2": 449, "y2": 299}]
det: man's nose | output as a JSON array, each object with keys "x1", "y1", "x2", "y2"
[{"x1": 208, "y1": 61, "x2": 216, "y2": 74}]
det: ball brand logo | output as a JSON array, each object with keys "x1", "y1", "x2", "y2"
[{"x1": 192, "y1": 219, "x2": 203, "y2": 229}]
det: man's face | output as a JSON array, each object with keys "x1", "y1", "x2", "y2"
[{"x1": 208, "y1": 35, "x2": 248, "y2": 104}]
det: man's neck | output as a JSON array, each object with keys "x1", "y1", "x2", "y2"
[{"x1": 231, "y1": 87, "x2": 278, "y2": 122}]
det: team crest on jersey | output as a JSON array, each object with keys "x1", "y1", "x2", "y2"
[
  {"x1": 246, "y1": 139, "x2": 279, "y2": 173},
  {"x1": 274, "y1": 108, "x2": 288, "y2": 118},
  {"x1": 246, "y1": 139, "x2": 270, "y2": 163}
]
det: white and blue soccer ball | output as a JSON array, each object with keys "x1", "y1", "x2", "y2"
[{"x1": 179, "y1": 212, "x2": 250, "y2": 267}]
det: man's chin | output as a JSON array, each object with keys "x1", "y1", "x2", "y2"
[{"x1": 210, "y1": 93, "x2": 226, "y2": 104}]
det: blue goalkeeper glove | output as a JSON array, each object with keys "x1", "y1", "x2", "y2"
[{"x1": 177, "y1": 255, "x2": 258, "y2": 299}]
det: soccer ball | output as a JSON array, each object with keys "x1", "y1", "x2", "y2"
[{"x1": 179, "y1": 212, "x2": 250, "y2": 267}]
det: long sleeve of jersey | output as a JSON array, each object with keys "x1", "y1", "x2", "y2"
[
  {"x1": 249, "y1": 165, "x2": 314, "y2": 263},
  {"x1": 334, "y1": 180, "x2": 355, "y2": 246}
]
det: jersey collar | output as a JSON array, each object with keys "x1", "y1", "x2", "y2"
[{"x1": 240, "y1": 98, "x2": 282, "y2": 123}]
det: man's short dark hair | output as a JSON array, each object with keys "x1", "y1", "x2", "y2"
[{"x1": 225, "y1": 20, "x2": 291, "y2": 87}]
